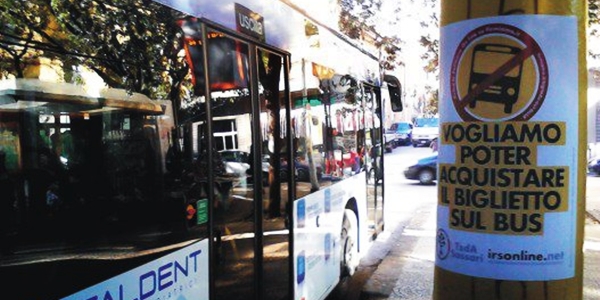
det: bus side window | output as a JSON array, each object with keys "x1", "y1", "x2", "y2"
[{"x1": 384, "y1": 75, "x2": 403, "y2": 112}]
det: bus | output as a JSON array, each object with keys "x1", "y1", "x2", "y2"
[{"x1": 0, "y1": 1, "x2": 402, "y2": 299}]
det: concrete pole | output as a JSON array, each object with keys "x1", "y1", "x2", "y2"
[{"x1": 435, "y1": 1, "x2": 587, "y2": 299}]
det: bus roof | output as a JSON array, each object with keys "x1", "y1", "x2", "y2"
[{"x1": 154, "y1": 0, "x2": 381, "y2": 84}]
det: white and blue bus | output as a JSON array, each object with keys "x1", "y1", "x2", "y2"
[{"x1": 0, "y1": 1, "x2": 402, "y2": 299}]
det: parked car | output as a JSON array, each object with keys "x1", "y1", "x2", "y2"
[
  {"x1": 220, "y1": 150, "x2": 269, "y2": 185},
  {"x1": 281, "y1": 158, "x2": 323, "y2": 182},
  {"x1": 388, "y1": 121, "x2": 413, "y2": 146},
  {"x1": 403, "y1": 153, "x2": 437, "y2": 185},
  {"x1": 384, "y1": 130, "x2": 396, "y2": 152},
  {"x1": 589, "y1": 156, "x2": 600, "y2": 176},
  {"x1": 220, "y1": 150, "x2": 251, "y2": 177},
  {"x1": 411, "y1": 117, "x2": 439, "y2": 147}
]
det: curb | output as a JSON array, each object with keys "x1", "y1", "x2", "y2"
[
  {"x1": 588, "y1": 210, "x2": 600, "y2": 224},
  {"x1": 360, "y1": 209, "x2": 600, "y2": 299}
]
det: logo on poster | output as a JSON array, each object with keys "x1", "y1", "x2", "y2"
[
  {"x1": 450, "y1": 23, "x2": 549, "y2": 122},
  {"x1": 436, "y1": 229, "x2": 451, "y2": 260}
]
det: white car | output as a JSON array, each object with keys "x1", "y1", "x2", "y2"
[
  {"x1": 219, "y1": 150, "x2": 251, "y2": 177},
  {"x1": 220, "y1": 150, "x2": 270, "y2": 185},
  {"x1": 411, "y1": 117, "x2": 439, "y2": 147}
]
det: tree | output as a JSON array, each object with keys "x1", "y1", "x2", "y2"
[
  {"x1": 417, "y1": 0, "x2": 440, "y2": 116},
  {"x1": 338, "y1": 0, "x2": 404, "y2": 71},
  {"x1": 338, "y1": 0, "x2": 382, "y2": 39},
  {"x1": 423, "y1": 85, "x2": 438, "y2": 116},
  {"x1": 0, "y1": 0, "x2": 189, "y2": 101}
]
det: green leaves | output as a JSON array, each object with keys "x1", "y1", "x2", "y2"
[{"x1": 0, "y1": 0, "x2": 188, "y2": 100}]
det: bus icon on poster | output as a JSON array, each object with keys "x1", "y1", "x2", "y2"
[{"x1": 468, "y1": 44, "x2": 524, "y2": 114}]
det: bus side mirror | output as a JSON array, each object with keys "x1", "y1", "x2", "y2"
[{"x1": 384, "y1": 74, "x2": 403, "y2": 112}]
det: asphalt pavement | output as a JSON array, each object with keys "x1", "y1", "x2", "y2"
[{"x1": 355, "y1": 158, "x2": 600, "y2": 300}]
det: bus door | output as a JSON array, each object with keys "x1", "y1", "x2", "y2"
[
  {"x1": 255, "y1": 47, "x2": 292, "y2": 299},
  {"x1": 364, "y1": 84, "x2": 385, "y2": 237},
  {"x1": 182, "y1": 21, "x2": 291, "y2": 300}
]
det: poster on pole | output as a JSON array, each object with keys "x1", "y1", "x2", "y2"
[{"x1": 436, "y1": 15, "x2": 578, "y2": 281}]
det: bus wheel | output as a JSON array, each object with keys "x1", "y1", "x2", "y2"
[{"x1": 340, "y1": 209, "x2": 359, "y2": 277}]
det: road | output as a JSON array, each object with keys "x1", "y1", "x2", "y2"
[
  {"x1": 328, "y1": 145, "x2": 438, "y2": 300},
  {"x1": 329, "y1": 144, "x2": 600, "y2": 300}
]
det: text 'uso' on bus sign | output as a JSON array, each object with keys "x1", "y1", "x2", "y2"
[
  {"x1": 235, "y1": 3, "x2": 265, "y2": 42},
  {"x1": 436, "y1": 15, "x2": 578, "y2": 281}
]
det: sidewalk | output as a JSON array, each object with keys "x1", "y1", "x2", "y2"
[
  {"x1": 360, "y1": 203, "x2": 435, "y2": 300},
  {"x1": 587, "y1": 176, "x2": 600, "y2": 222},
  {"x1": 360, "y1": 176, "x2": 600, "y2": 300}
]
